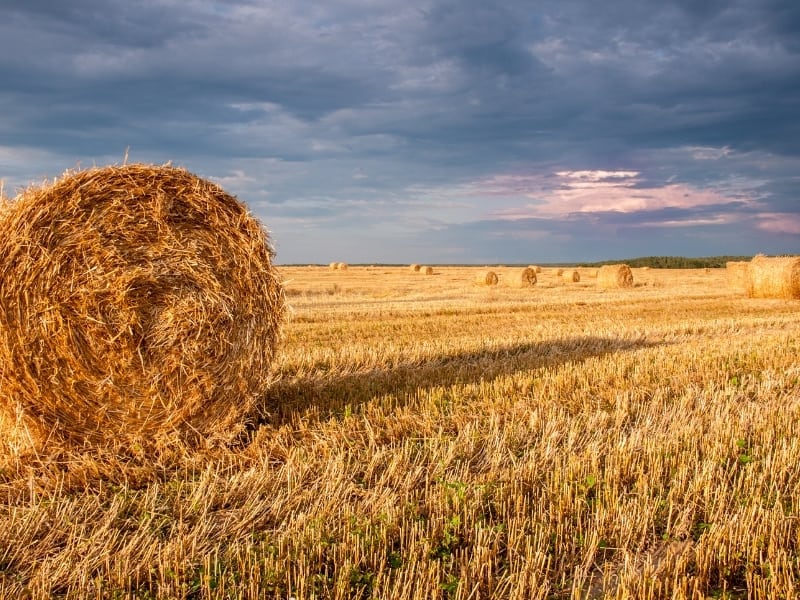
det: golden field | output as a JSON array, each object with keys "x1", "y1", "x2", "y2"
[{"x1": 1, "y1": 265, "x2": 799, "y2": 599}]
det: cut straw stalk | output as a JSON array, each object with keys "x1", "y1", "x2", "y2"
[{"x1": 0, "y1": 164, "x2": 285, "y2": 454}]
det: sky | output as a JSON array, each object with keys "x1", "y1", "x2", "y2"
[{"x1": 1, "y1": 0, "x2": 799, "y2": 264}]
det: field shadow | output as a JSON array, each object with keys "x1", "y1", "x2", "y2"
[{"x1": 257, "y1": 335, "x2": 666, "y2": 427}]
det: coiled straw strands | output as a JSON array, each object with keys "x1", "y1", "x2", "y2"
[
  {"x1": 0, "y1": 164, "x2": 285, "y2": 453},
  {"x1": 746, "y1": 255, "x2": 800, "y2": 299}
]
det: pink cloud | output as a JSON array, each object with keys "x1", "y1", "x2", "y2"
[
  {"x1": 755, "y1": 213, "x2": 800, "y2": 235},
  {"x1": 467, "y1": 169, "x2": 755, "y2": 222}
]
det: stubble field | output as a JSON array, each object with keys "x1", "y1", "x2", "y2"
[{"x1": 1, "y1": 265, "x2": 799, "y2": 599}]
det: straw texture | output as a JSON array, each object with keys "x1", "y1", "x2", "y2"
[
  {"x1": 477, "y1": 271, "x2": 499, "y2": 285},
  {"x1": 726, "y1": 261, "x2": 749, "y2": 292},
  {"x1": 561, "y1": 270, "x2": 580, "y2": 283},
  {"x1": 0, "y1": 164, "x2": 285, "y2": 451},
  {"x1": 597, "y1": 264, "x2": 634, "y2": 288},
  {"x1": 746, "y1": 255, "x2": 800, "y2": 299},
  {"x1": 517, "y1": 267, "x2": 537, "y2": 287}
]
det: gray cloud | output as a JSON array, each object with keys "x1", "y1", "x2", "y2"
[{"x1": 1, "y1": 0, "x2": 798, "y2": 262}]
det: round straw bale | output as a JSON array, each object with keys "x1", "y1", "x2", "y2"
[
  {"x1": 337, "y1": 262, "x2": 349, "y2": 270},
  {"x1": 422, "y1": 265, "x2": 434, "y2": 275},
  {"x1": 528, "y1": 265, "x2": 542, "y2": 273},
  {"x1": 517, "y1": 267, "x2": 537, "y2": 287},
  {"x1": 476, "y1": 270, "x2": 499, "y2": 285},
  {"x1": 410, "y1": 263, "x2": 421, "y2": 272},
  {"x1": 556, "y1": 268, "x2": 565, "y2": 276},
  {"x1": 0, "y1": 164, "x2": 285, "y2": 452},
  {"x1": 597, "y1": 264, "x2": 634, "y2": 288},
  {"x1": 329, "y1": 262, "x2": 338, "y2": 270},
  {"x1": 746, "y1": 255, "x2": 800, "y2": 299},
  {"x1": 586, "y1": 268, "x2": 599, "y2": 278},
  {"x1": 561, "y1": 270, "x2": 580, "y2": 283}
]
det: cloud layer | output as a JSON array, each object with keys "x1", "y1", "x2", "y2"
[{"x1": 1, "y1": 0, "x2": 798, "y2": 262}]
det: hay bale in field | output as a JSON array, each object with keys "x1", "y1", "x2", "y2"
[
  {"x1": 746, "y1": 255, "x2": 800, "y2": 299},
  {"x1": 0, "y1": 164, "x2": 285, "y2": 453},
  {"x1": 726, "y1": 260, "x2": 749, "y2": 291},
  {"x1": 329, "y1": 262, "x2": 338, "y2": 270},
  {"x1": 561, "y1": 270, "x2": 580, "y2": 283},
  {"x1": 476, "y1": 270, "x2": 499, "y2": 286},
  {"x1": 517, "y1": 267, "x2": 537, "y2": 287},
  {"x1": 528, "y1": 265, "x2": 542, "y2": 273},
  {"x1": 421, "y1": 265, "x2": 434, "y2": 275},
  {"x1": 410, "y1": 263, "x2": 421, "y2": 272},
  {"x1": 597, "y1": 264, "x2": 634, "y2": 288},
  {"x1": 556, "y1": 268, "x2": 565, "y2": 276},
  {"x1": 337, "y1": 262, "x2": 349, "y2": 270},
  {"x1": 586, "y1": 268, "x2": 599, "y2": 278}
]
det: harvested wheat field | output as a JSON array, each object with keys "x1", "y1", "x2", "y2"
[{"x1": 1, "y1": 264, "x2": 799, "y2": 599}]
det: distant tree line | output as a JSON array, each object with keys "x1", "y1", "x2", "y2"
[{"x1": 576, "y1": 256, "x2": 753, "y2": 269}]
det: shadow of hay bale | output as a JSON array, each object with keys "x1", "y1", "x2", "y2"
[{"x1": 0, "y1": 164, "x2": 285, "y2": 457}]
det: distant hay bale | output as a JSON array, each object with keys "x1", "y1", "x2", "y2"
[
  {"x1": 726, "y1": 260, "x2": 749, "y2": 291},
  {"x1": 556, "y1": 268, "x2": 565, "y2": 276},
  {"x1": 746, "y1": 255, "x2": 800, "y2": 299},
  {"x1": 517, "y1": 267, "x2": 537, "y2": 287},
  {"x1": 597, "y1": 264, "x2": 634, "y2": 289},
  {"x1": 410, "y1": 263, "x2": 421, "y2": 272},
  {"x1": 329, "y1": 262, "x2": 338, "y2": 270},
  {"x1": 422, "y1": 265, "x2": 434, "y2": 275},
  {"x1": 337, "y1": 262, "x2": 349, "y2": 270},
  {"x1": 0, "y1": 164, "x2": 285, "y2": 454},
  {"x1": 561, "y1": 270, "x2": 580, "y2": 283},
  {"x1": 586, "y1": 268, "x2": 599, "y2": 278},
  {"x1": 528, "y1": 265, "x2": 542, "y2": 273},
  {"x1": 476, "y1": 270, "x2": 499, "y2": 286}
]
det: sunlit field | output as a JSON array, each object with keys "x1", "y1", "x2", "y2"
[{"x1": 2, "y1": 265, "x2": 799, "y2": 599}]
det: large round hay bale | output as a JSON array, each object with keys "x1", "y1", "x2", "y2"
[
  {"x1": 329, "y1": 262, "x2": 339, "y2": 270},
  {"x1": 518, "y1": 267, "x2": 537, "y2": 287},
  {"x1": 528, "y1": 265, "x2": 542, "y2": 273},
  {"x1": 476, "y1": 270, "x2": 499, "y2": 286},
  {"x1": 421, "y1": 265, "x2": 434, "y2": 275},
  {"x1": 561, "y1": 270, "x2": 580, "y2": 283},
  {"x1": 597, "y1": 264, "x2": 634, "y2": 288},
  {"x1": 0, "y1": 164, "x2": 285, "y2": 452},
  {"x1": 410, "y1": 263, "x2": 421, "y2": 272},
  {"x1": 746, "y1": 255, "x2": 800, "y2": 299},
  {"x1": 337, "y1": 262, "x2": 349, "y2": 270}
]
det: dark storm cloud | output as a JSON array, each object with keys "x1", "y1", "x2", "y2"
[{"x1": 1, "y1": 0, "x2": 798, "y2": 262}]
